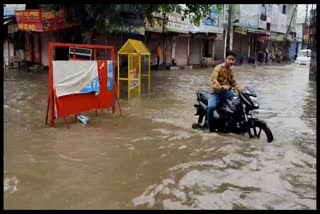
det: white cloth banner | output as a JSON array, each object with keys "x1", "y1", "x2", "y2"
[{"x1": 53, "y1": 61, "x2": 99, "y2": 97}]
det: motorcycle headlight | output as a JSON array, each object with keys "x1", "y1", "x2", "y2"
[{"x1": 250, "y1": 96, "x2": 259, "y2": 107}]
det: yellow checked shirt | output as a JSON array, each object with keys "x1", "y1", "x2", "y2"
[{"x1": 210, "y1": 63, "x2": 242, "y2": 93}]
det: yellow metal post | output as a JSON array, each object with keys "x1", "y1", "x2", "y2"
[
  {"x1": 117, "y1": 54, "x2": 120, "y2": 98},
  {"x1": 148, "y1": 54, "x2": 151, "y2": 93},
  {"x1": 138, "y1": 55, "x2": 141, "y2": 97}
]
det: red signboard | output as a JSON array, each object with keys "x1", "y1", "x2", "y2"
[
  {"x1": 17, "y1": 22, "x2": 44, "y2": 32},
  {"x1": 15, "y1": 9, "x2": 76, "y2": 32},
  {"x1": 257, "y1": 35, "x2": 270, "y2": 41},
  {"x1": 47, "y1": 43, "x2": 122, "y2": 128},
  {"x1": 15, "y1": 10, "x2": 42, "y2": 23},
  {"x1": 54, "y1": 61, "x2": 117, "y2": 118},
  {"x1": 304, "y1": 28, "x2": 314, "y2": 35}
]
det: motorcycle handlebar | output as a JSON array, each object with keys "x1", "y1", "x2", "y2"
[
  {"x1": 220, "y1": 86, "x2": 240, "y2": 94},
  {"x1": 220, "y1": 86, "x2": 234, "y2": 91}
]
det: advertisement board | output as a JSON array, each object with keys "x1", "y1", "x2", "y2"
[{"x1": 15, "y1": 9, "x2": 75, "y2": 32}]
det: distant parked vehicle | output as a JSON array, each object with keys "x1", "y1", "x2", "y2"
[{"x1": 295, "y1": 49, "x2": 311, "y2": 65}]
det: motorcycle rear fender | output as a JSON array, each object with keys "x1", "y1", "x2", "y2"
[
  {"x1": 253, "y1": 118, "x2": 266, "y2": 125},
  {"x1": 194, "y1": 104, "x2": 203, "y2": 116}
]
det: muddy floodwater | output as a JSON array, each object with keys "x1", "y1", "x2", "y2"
[{"x1": 4, "y1": 63, "x2": 316, "y2": 209}]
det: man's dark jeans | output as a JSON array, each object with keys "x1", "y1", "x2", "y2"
[{"x1": 207, "y1": 91, "x2": 233, "y2": 132}]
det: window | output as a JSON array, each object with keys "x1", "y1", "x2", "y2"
[
  {"x1": 260, "y1": 14, "x2": 267, "y2": 21},
  {"x1": 282, "y1": 5, "x2": 287, "y2": 14},
  {"x1": 267, "y1": 23, "x2": 271, "y2": 31},
  {"x1": 68, "y1": 48, "x2": 92, "y2": 60},
  {"x1": 260, "y1": 4, "x2": 267, "y2": 21}
]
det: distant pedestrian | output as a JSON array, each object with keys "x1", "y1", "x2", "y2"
[{"x1": 265, "y1": 47, "x2": 269, "y2": 63}]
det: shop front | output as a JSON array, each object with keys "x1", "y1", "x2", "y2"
[{"x1": 15, "y1": 9, "x2": 78, "y2": 66}]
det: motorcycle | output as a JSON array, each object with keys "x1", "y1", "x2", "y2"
[{"x1": 192, "y1": 86, "x2": 274, "y2": 143}]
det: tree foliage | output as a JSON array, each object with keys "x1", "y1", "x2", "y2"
[{"x1": 40, "y1": 4, "x2": 223, "y2": 34}]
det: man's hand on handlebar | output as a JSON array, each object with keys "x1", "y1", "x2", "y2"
[{"x1": 220, "y1": 85, "x2": 231, "y2": 91}]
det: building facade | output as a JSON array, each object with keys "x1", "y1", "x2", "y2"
[
  {"x1": 5, "y1": 4, "x2": 303, "y2": 69},
  {"x1": 228, "y1": 4, "x2": 300, "y2": 64}
]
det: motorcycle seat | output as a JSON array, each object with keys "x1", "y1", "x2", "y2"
[{"x1": 197, "y1": 91, "x2": 209, "y2": 105}]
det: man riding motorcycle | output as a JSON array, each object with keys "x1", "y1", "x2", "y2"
[{"x1": 207, "y1": 50, "x2": 243, "y2": 132}]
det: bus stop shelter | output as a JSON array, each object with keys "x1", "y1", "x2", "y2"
[{"x1": 117, "y1": 39, "x2": 150, "y2": 99}]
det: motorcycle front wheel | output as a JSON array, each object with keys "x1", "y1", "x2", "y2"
[{"x1": 248, "y1": 119, "x2": 273, "y2": 143}]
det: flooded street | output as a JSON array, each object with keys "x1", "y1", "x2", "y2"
[{"x1": 4, "y1": 63, "x2": 316, "y2": 209}]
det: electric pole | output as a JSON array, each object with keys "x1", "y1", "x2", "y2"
[
  {"x1": 302, "y1": 4, "x2": 309, "y2": 49},
  {"x1": 283, "y1": 5, "x2": 297, "y2": 44},
  {"x1": 281, "y1": 4, "x2": 297, "y2": 61},
  {"x1": 309, "y1": 4, "x2": 316, "y2": 81},
  {"x1": 226, "y1": 4, "x2": 232, "y2": 52}
]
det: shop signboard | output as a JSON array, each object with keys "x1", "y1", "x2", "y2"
[
  {"x1": 189, "y1": 7, "x2": 223, "y2": 34},
  {"x1": 15, "y1": 9, "x2": 76, "y2": 32},
  {"x1": 166, "y1": 13, "x2": 189, "y2": 34},
  {"x1": 234, "y1": 26, "x2": 247, "y2": 35}
]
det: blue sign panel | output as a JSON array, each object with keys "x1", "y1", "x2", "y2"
[
  {"x1": 202, "y1": 8, "x2": 220, "y2": 27},
  {"x1": 107, "y1": 61, "x2": 113, "y2": 91},
  {"x1": 80, "y1": 76, "x2": 100, "y2": 94}
]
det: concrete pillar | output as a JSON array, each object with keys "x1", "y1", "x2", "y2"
[
  {"x1": 164, "y1": 35, "x2": 167, "y2": 64},
  {"x1": 7, "y1": 39, "x2": 10, "y2": 65},
  {"x1": 212, "y1": 40, "x2": 216, "y2": 60},
  {"x1": 230, "y1": 26, "x2": 234, "y2": 51},
  {"x1": 248, "y1": 35, "x2": 251, "y2": 58},
  {"x1": 172, "y1": 36, "x2": 176, "y2": 63},
  {"x1": 224, "y1": 30, "x2": 227, "y2": 58},
  {"x1": 187, "y1": 37, "x2": 190, "y2": 65},
  {"x1": 200, "y1": 38, "x2": 203, "y2": 63},
  {"x1": 309, "y1": 30, "x2": 316, "y2": 81},
  {"x1": 309, "y1": 50, "x2": 316, "y2": 81}
]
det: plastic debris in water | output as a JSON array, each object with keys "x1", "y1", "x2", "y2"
[{"x1": 77, "y1": 115, "x2": 89, "y2": 124}]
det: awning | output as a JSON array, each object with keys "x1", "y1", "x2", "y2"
[
  {"x1": 191, "y1": 33, "x2": 207, "y2": 39},
  {"x1": 118, "y1": 39, "x2": 150, "y2": 55},
  {"x1": 234, "y1": 26, "x2": 269, "y2": 35},
  {"x1": 246, "y1": 28, "x2": 268, "y2": 34},
  {"x1": 177, "y1": 33, "x2": 191, "y2": 38},
  {"x1": 270, "y1": 33, "x2": 285, "y2": 41}
]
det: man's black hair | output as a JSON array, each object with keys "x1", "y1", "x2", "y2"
[{"x1": 225, "y1": 50, "x2": 237, "y2": 58}]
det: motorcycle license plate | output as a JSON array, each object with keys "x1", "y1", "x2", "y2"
[{"x1": 249, "y1": 110, "x2": 259, "y2": 115}]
